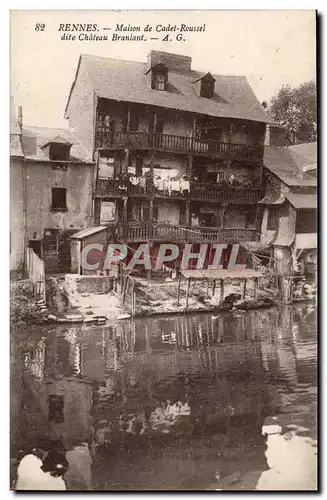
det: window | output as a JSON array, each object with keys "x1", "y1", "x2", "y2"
[
  {"x1": 43, "y1": 229, "x2": 59, "y2": 253},
  {"x1": 51, "y1": 188, "x2": 67, "y2": 211},
  {"x1": 267, "y1": 208, "x2": 279, "y2": 231},
  {"x1": 154, "y1": 73, "x2": 166, "y2": 91},
  {"x1": 49, "y1": 143, "x2": 70, "y2": 161},
  {"x1": 296, "y1": 209, "x2": 317, "y2": 233},
  {"x1": 200, "y1": 79, "x2": 215, "y2": 98},
  {"x1": 48, "y1": 395, "x2": 64, "y2": 423}
]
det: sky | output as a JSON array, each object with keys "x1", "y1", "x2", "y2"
[{"x1": 10, "y1": 10, "x2": 316, "y2": 129}]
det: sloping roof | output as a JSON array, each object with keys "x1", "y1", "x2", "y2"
[
  {"x1": 22, "y1": 126, "x2": 93, "y2": 163},
  {"x1": 288, "y1": 142, "x2": 317, "y2": 172},
  {"x1": 285, "y1": 193, "x2": 317, "y2": 210},
  {"x1": 65, "y1": 54, "x2": 272, "y2": 124},
  {"x1": 258, "y1": 194, "x2": 286, "y2": 205},
  {"x1": 41, "y1": 135, "x2": 73, "y2": 148},
  {"x1": 264, "y1": 146, "x2": 317, "y2": 187},
  {"x1": 180, "y1": 269, "x2": 262, "y2": 280},
  {"x1": 295, "y1": 233, "x2": 317, "y2": 249},
  {"x1": 70, "y1": 226, "x2": 107, "y2": 240}
]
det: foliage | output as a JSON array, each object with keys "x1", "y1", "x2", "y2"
[
  {"x1": 268, "y1": 81, "x2": 316, "y2": 143},
  {"x1": 10, "y1": 281, "x2": 45, "y2": 333}
]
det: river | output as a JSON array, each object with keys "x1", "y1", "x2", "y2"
[{"x1": 11, "y1": 303, "x2": 317, "y2": 491}]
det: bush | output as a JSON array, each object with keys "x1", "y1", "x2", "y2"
[{"x1": 10, "y1": 281, "x2": 45, "y2": 333}]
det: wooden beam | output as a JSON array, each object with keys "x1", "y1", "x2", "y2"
[
  {"x1": 126, "y1": 106, "x2": 131, "y2": 131},
  {"x1": 212, "y1": 279, "x2": 216, "y2": 297},
  {"x1": 185, "y1": 278, "x2": 191, "y2": 309},
  {"x1": 188, "y1": 152, "x2": 193, "y2": 179},
  {"x1": 220, "y1": 279, "x2": 224, "y2": 306},
  {"x1": 123, "y1": 196, "x2": 128, "y2": 223},
  {"x1": 177, "y1": 272, "x2": 182, "y2": 305},
  {"x1": 254, "y1": 277, "x2": 258, "y2": 301},
  {"x1": 243, "y1": 278, "x2": 247, "y2": 300},
  {"x1": 185, "y1": 201, "x2": 190, "y2": 226}
]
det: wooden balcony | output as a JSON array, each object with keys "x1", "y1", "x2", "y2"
[
  {"x1": 117, "y1": 223, "x2": 260, "y2": 243},
  {"x1": 96, "y1": 178, "x2": 153, "y2": 197},
  {"x1": 190, "y1": 183, "x2": 263, "y2": 204},
  {"x1": 95, "y1": 130, "x2": 264, "y2": 162},
  {"x1": 95, "y1": 178, "x2": 263, "y2": 204}
]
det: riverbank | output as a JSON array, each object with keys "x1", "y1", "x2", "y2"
[{"x1": 42, "y1": 274, "x2": 279, "y2": 325}]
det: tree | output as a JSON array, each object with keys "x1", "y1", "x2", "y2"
[{"x1": 268, "y1": 81, "x2": 316, "y2": 144}]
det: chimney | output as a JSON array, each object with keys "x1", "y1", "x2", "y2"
[
  {"x1": 17, "y1": 105, "x2": 23, "y2": 130},
  {"x1": 147, "y1": 51, "x2": 192, "y2": 72}
]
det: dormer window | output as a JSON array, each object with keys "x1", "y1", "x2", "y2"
[
  {"x1": 49, "y1": 143, "x2": 71, "y2": 161},
  {"x1": 192, "y1": 72, "x2": 216, "y2": 99},
  {"x1": 145, "y1": 63, "x2": 168, "y2": 91},
  {"x1": 154, "y1": 72, "x2": 166, "y2": 91},
  {"x1": 41, "y1": 136, "x2": 72, "y2": 161}
]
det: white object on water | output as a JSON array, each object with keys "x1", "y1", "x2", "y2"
[{"x1": 117, "y1": 313, "x2": 131, "y2": 320}]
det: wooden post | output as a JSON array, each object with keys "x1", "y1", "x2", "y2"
[
  {"x1": 243, "y1": 279, "x2": 247, "y2": 300},
  {"x1": 206, "y1": 279, "x2": 210, "y2": 297},
  {"x1": 185, "y1": 201, "x2": 190, "y2": 226},
  {"x1": 132, "y1": 278, "x2": 135, "y2": 316},
  {"x1": 149, "y1": 199, "x2": 154, "y2": 222},
  {"x1": 122, "y1": 274, "x2": 129, "y2": 304},
  {"x1": 185, "y1": 278, "x2": 191, "y2": 309},
  {"x1": 177, "y1": 272, "x2": 182, "y2": 305},
  {"x1": 123, "y1": 149, "x2": 130, "y2": 175},
  {"x1": 254, "y1": 278, "x2": 258, "y2": 301},
  {"x1": 188, "y1": 152, "x2": 193, "y2": 179},
  {"x1": 126, "y1": 106, "x2": 131, "y2": 131},
  {"x1": 220, "y1": 279, "x2": 224, "y2": 306},
  {"x1": 123, "y1": 197, "x2": 128, "y2": 223},
  {"x1": 212, "y1": 279, "x2": 216, "y2": 297}
]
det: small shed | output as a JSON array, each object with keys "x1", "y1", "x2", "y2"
[
  {"x1": 70, "y1": 226, "x2": 114, "y2": 275},
  {"x1": 177, "y1": 268, "x2": 262, "y2": 308}
]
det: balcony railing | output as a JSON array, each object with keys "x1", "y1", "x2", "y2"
[
  {"x1": 95, "y1": 177, "x2": 263, "y2": 204},
  {"x1": 116, "y1": 223, "x2": 260, "y2": 243},
  {"x1": 95, "y1": 130, "x2": 264, "y2": 162},
  {"x1": 96, "y1": 178, "x2": 153, "y2": 197}
]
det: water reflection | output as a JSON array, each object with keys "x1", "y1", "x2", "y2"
[{"x1": 13, "y1": 304, "x2": 317, "y2": 490}]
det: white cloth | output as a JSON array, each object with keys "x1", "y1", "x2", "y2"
[
  {"x1": 15, "y1": 454, "x2": 66, "y2": 491},
  {"x1": 130, "y1": 176, "x2": 140, "y2": 185},
  {"x1": 65, "y1": 445, "x2": 92, "y2": 490}
]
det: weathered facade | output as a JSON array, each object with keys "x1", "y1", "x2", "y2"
[
  {"x1": 259, "y1": 145, "x2": 317, "y2": 277},
  {"x1": 64, "y1": 50, "x2": 271, "y2": 271},
  {"x1": 10, "y1": 112, "x2": 95, "y2": 273}
]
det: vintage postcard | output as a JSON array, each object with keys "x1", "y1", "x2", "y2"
[{"x1": 10, "y1": 10, "x2": 317, "y2": 491}]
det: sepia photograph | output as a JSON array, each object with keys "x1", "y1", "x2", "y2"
[{"x1": 9, "y1": 9, "x2": 317, "y2": 491}]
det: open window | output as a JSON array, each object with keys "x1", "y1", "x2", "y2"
[
  {"x1": 51, "y1": 187, "x2": 67, "y2": 212},
  {"x1": 41, "y1": 136, "x2": 72, "y2": 161},
  {"x1": 146, "y1": 63, "x2": 168, "y2": 91}
]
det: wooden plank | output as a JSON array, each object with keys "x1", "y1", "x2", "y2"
[
  {"x1": 185, "y1": 278, "x2": 191, "y2": 309},
  {"x1": 177, "y1": 272, "x2": 182, "y2": 306}
]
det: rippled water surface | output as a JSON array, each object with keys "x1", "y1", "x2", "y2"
[{"x1": 12, "y1": 304, "x2": 317, "y2": 490}]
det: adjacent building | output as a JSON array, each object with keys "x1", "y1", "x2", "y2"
[
  {"x1": 259, "y1": 144, "x2": 317, "y2": 277},
  {"x1": 10, "y1": 108, "x2": 95, "y2": 274},
  {"x1": 64, "y1": 50, "x2": 271, "y2": 271}
]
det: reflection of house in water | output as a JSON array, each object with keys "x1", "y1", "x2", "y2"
[
  {"x1": 20, "y1": 328, "x2": 94, "y2": 447},
  {"x1": 89, "y1": 315, "x2": 269, "y2": 431}
]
